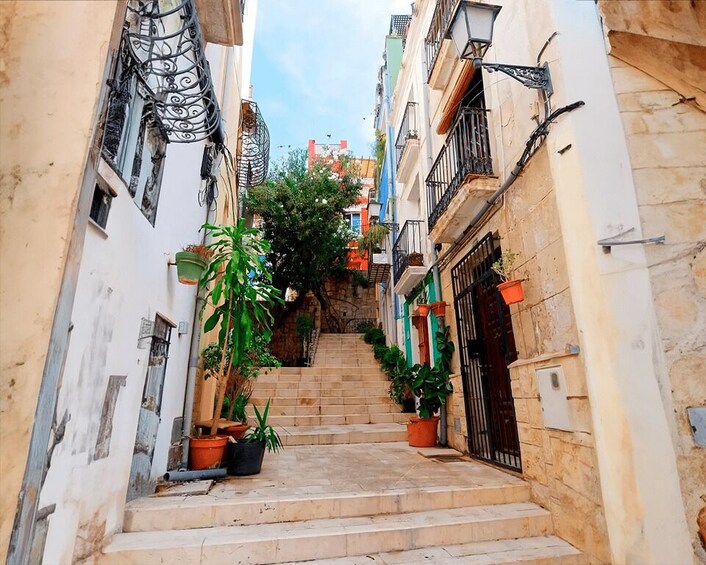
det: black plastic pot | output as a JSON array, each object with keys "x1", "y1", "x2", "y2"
[{"x1": 226, "y1": 440, "x2": 266, "y2": 476}]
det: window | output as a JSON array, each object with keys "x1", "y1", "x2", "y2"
[
  {"x1": 346, "y1": 212, "x2": 361, "y2": 235},
  {"x1": 89, "y1": 183, "x2": 113, "y2": 229},
  {"x1": 102, "y1": 40, "x2": 167, "y2": 226}
]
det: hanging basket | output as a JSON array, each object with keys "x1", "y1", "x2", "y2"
[
  {"x1": 430, "y1": 301, "x2": 446, "y2": 318},
  {"x1": 174, "y1": 251, "x2": 208, "y2": 285},
  {"x1": 497, "y1": 279, "x2": 525, "y2": 305}
]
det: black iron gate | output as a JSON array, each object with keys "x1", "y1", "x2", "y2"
[{"x1": 452, "y1": 233, "x2": 521, "y2": 471}]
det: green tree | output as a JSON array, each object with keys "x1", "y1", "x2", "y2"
[{"x1": 246, "y1": 149, "x2": 362, "y2": 328}]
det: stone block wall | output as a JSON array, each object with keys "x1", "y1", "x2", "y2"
[
  {"x1": 610, "y1": 55, "x2": 706, "y2": 557},
  {"x1": 438, "y1": 147, "x2": 610, "y2": 563}
]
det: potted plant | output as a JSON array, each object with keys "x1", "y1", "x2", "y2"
[
  {"x1": 226, "y1": 399, "x2": 282, "y2": 476},
  {"x1": 407, "y1": 325, "x2": 455, "y2": 447},
  {"x1": 357, "y1": 223, "x2": 390, "y2": 255},
  {"x1": 295, "y1": 314, "x2": 313, "y2": 366},
  {"x1": 189, "y1": 220, "x2": 281, "y2": 470},
  {"x1": 431, "y1": 301, "x2": 446, "y2": 318},
  {"x1": 408, "y1": 252, "x2": 424, "y2": 267},
  {"x1": 416, "y1": 289, "x2": 430, "y2": 317},
  {"x1": 491, "y1": 250, "x2": 524, "y2": 305},
  {"x1": 222, "y1": 389, "x2": 251, "y2": 440},
  {"x1": 174, "y1": 244, "x2": 213, "y2": 285}
]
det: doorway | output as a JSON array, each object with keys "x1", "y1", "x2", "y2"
[
  {"x1": 452, "y1": 233, "x2": 521, "y2": 471},
  {"x1": 127, "y1": 315, "x2": 173, "y2": 500}
]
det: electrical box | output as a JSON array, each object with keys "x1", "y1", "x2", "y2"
[{"x1": 536, "y1": 365, "x2": 572, "y2": 432}]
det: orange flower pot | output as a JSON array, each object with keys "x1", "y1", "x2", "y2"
[
  {"x1": 417, "y1": 303, "x2": 431, "y2": 317},
  {"x1": 223, "y1": 423, "x2": 250, "y2": 440},
  {"x1": 407, "y1": 416, "x2": 440, "y2": 447},
  {"x1": 497, "y1": 279, "x2": 524, "y2": 305},
  {"x1": 431, "y1": 301, "x2": 446, "y2": 318},
  {"x1": 189, "y1": 435, "x2": 228, "y2": 470}
]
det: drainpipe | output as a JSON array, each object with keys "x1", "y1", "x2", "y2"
[{"x1": 180, "y1": 46, "x2": 235, "y2": 469}]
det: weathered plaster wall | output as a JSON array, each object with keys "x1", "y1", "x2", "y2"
[
  {"x1": 609, "y1": 55, "x2": 706, "y2": 559},
  {"x1": 0, "y1": 2, "x2": 118, "y2": 560}
]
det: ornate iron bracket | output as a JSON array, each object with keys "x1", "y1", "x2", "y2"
[{"x1": 482, "y1": 62, "x2": 553, "y2": 96}]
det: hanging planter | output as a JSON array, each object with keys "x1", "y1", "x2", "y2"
[
  {"x1": 492, "y1": 250, "x2": 525, "y2": 305},
  {"x1": 497, "y1": 279, "x2": 525, "y2": 305},
  {"x1": 408, "y1": 252, "x2": 424, "y2": 267},
  {"x1": 430, "y1": 301, "x2": 446, "y2": 317},
  {"x1": 174, "y1": 244, "x2": 212, "y2": 285},
  {"x1": 417, "y1": 303, "x2": 431, "y2": 317}
]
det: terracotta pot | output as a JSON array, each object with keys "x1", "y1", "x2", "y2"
[
  {"x1": 407, "y1": 416, "x2": 440, "y2": 447},
  {"x1": 189, "y1": 435, "x2": 228, "y2": 470},
  {"x1": 417, "y1": 303, "x2": 431, "y2": 317},
  {"x1": 497, "y1": 279, "x2": 524, "y2": 305},
  {"x1": 408, "y1": 252, "x2": 424, "y2": 267},
  {"x1": 430, "y1": 301, "x2": 446, "y2": 317},
  {"x1": 223, "y1": 423, "x2": 249, "y2": 440}
]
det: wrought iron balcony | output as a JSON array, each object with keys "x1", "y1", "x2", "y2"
[
  {"x1": 395, "y1": 102, "x2": 419, "y2": 167},
  {"x1": 392, "y1": 220, "x2": 425, "y2": 283},
  {"x1": 427, "y1": 107, "x2": 493, "y2": 230},
  {"x1": 367, "y1": 226, "x2": 394, "y2": 285},
  {"x1": 238, "y1": 100, "x2": 270, "y2": 188},
  {"x1": 425, "y1": 0, "x2": 457, "y2": 82}
]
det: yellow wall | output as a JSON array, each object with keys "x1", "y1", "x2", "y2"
[{"x1": 0, "y1": 1, "x2": 119, "y2": 559}]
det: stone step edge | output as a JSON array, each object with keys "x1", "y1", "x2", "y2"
[
  {"x1": 123, "y1": 484, "x2": 531, "y2": 532},
  {"x1": 280, "y1": 536, "x2": 585, "y2": 565},
  {"x1": 104, "y1": 503, "x2": 552, "y2": 559}
]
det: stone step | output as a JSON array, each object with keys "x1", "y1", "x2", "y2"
[
  {"x1": 101, "y1": 503, "x2": 553, "y2": 564},
  {"x1": 256, "y1": 404, "x2": 404, "y2": 417},
  {"x1": 123, "y1": 484, "x2": 531, "y2": 532},
  {"x1": 278, "y1": 423, "x2": 407, "y2": 445},
  {"x1": 251, "y1": 383, "x2": 391, "y2": 395},
  {"x1": 265, "y1": 413, "x2": 411, "y2": 427},
  {"x1": 249, "y1": 396, "x2": 396, "y2": 407},
  {"x1": 281, "y1": 536, "x2": 586, "y2": 565},
  {"x1": 257, "y1": 369, "x2": 387, "y2": 381}
]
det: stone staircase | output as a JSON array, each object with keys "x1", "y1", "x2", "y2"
[
  {"x1": 248, "y1": 333, "x2": 409, "y2": 446},
  {"x1": 99, "y1": 334, "x2": 585, "y2": 564}
]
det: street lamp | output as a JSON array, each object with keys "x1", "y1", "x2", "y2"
[
  {"x1": 367, "y1": 200, "x2": 382, "y2": 222},
  {"x1": 448, "y1": 1, "x2": 553, "y2": 95}
]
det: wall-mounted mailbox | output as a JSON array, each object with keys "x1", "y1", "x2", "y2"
[{"x1": 536, "y1": 365, "x2": 572, "y2": 432}]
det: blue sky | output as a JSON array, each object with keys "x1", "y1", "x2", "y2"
[{"x1": 251, "y1": 0, "x2": 413, "y2": 165}]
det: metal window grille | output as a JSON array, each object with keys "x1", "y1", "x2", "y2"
[
  {"x1": 89, "y1": 184, "x2": 113, "y2": 229},
  {"x1": 395, "y1": 102, "x2": 419, "y2": 167}
]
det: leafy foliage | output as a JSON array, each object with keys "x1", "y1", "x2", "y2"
[
  {"x1": 244, "y1": 400, "x2": 283, "y2": 453},
  {"x1": 409, "y1": 326, "x2": 455, "y2": 418},
  {"x1": 491, "y1": 250, "x2": 520, "y2": 282},
  {"x1": 246, "y1": 149, "x2": 362, "y2": 298},
  {"x1": 295, "y1": 314, "x2": 314, "y2": 339},
  {"x1": 363, "y1": 326, "x2": 385, "y2": 347},
  {"x1": 200, "y1": 219, "x2": 282, "y2": 436}
]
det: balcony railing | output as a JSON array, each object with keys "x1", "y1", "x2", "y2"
[
  {"x1": 393, "y1": 220, "x2": 425, "y2": 282},
  {"x1": 426, "y1": 107, "x2": 493, "y2": 229},
  {"x1": 425, "y1": 0, "x2": 457, "y2": 81},
  {"x1": 395, "y1": 102, "x2": 419, "y2": 167}
]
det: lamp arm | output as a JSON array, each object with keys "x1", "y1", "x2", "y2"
[{"x1": 482, "y1": 62, "x2": 553, "y2": 95}]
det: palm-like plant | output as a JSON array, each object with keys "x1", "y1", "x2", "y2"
[
  {"x1": 244, "y1": 400, "x2": 282, "y2": 453},
  {"x1": 200, "y1": 220, "x2": 282, "y2": 437}
]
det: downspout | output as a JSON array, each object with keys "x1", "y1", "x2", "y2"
[
  {"x1": 180, "y1": 46, "x2": 235, "y2": 469},
  {"x1": 422, "y1": 79, "x2": 447, "y2": 447}
]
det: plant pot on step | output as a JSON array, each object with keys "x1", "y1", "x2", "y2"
[
  {"x1": 226, "y1": 440, "x2": 266, "y2": 476},
  {"x1": 407, "y1": 416, "x2": 440, "y2": 447},
  {"x1": 175, "y1": 251, "x2": 208, "y2": 285},
  {"x1": 223, "y1": 422, "x2": 249, "y2": 440},
  {"x1": 430, "y1": 301, "x2": 446, "y2": 318},
  {"x1": 189, "y1": 435, "x2": 228, "y2": 470},
  {"x1": 497, "y1": 279, "x2": 524, "y2": 305}
]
